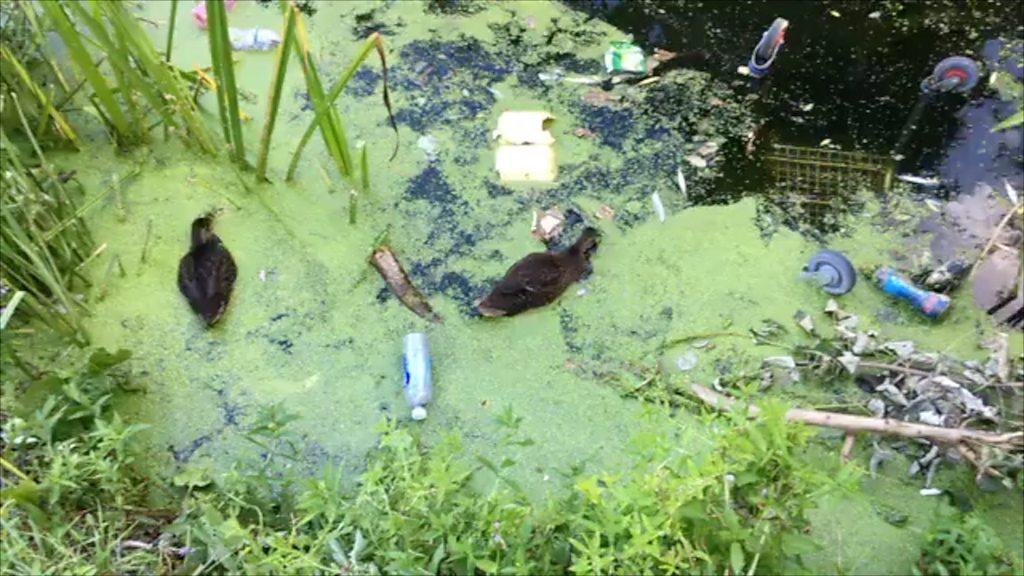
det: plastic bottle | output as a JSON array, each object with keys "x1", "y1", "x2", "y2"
[
  {"x1": 402, "y1": 333, "x2": 432, "y2": 420},
  {"x1": 228, "y1": 27, "x2": 282, "y2": 52},
  {"x1": 875, "y1": 267, "x2": 950, "y2": 318}
]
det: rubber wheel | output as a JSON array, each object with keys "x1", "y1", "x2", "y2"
[
  {"x1": 754, "y1": 18, "x2": 788, "y2": 63},
  {"x1": 806, "y1": 249, "x2": 857, "y2": 295},
  {"x1": 931, "y1": 56, "x2": 980, "y2": 93}
]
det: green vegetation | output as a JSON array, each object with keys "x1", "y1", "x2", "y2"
[
  {"x1": 1, "y1": 350, "x2": 854, "y2": 574},
  {"x1": 915, "y1": 511, "x2": 1022, "y2": 575}
]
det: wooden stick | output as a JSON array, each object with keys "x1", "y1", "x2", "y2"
[
  {"x1": 840, "y1": 432, "x2": 856, "y2": 464},
  {"x1": 689, "y1": 384, "x2": 1023, "y2": 448},
  {"x1": 969, "y1": 201, "x2": 1022, "y2": 280}
]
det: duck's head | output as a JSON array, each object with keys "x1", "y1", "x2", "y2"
[
  {"x1": 190, "y1": 215, "x2": 215, "y2": 247},
  {"x1": 569, "y1": 227, "x2": 600, "y2": 258}
]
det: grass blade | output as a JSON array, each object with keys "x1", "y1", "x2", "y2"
[
  {"x1": 37, "y1": 1, "x2": 132, "y2": 140},
  {"x1": 0, "y1": 46, "x2": 80, "y2": 148},
  {"x1": 285, "y1": 33, "x2": 385, "y2": 181},
  {"x1": 256, "y1": 6, "x2": 297, "y2": 181},
  {"x1": 164, "y1": 0, "x2": 179, "y2": 140},
  {"x1": 207, "y1": 0, "x2": 246, "y2": 164},
  {"x1": 291, "y1": 8, "x2": 350, "y2": 179},
  {"x1": 0, "y1": 291, "x2": 26, "y2": 330}
]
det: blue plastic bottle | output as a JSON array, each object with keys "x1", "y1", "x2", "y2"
[
  {"x1": 875, "y1": 267, "x2": 950, "y2": 318},
  {"x1": 402, "y1": 333, "x2": 432, "y2": 420}
]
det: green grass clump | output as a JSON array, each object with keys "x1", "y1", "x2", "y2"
[
  {"x1": 2, "y1": 353, "x2": 857, "y2": 576},
  {"x1": 34, "y1": 0, "x2": 216, "y2": 153},
  {"x1": 914, "y1": 511, "x2": 1022, "y2": 576}
]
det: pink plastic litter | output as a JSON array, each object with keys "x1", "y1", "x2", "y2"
[{"x1": 191, "y1": 0, "x2": 236, "y2": 29}]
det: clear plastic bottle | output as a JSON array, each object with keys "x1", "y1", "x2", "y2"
[
  {"x1": 228, "y1": 27, "x2": 282, "y2": 52},
  {"x1": 402, "y1": 333, "x2": 432, "y2": 420}
]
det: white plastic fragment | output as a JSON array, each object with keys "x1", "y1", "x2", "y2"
[
  {"x1": 684, "y1": 155, "x2": 707, "y2": 168},
  {"x1": 495, "y1": 145, "x2": 556, "y2": 182},
  {"x1": 229, "y1": 27, "x2": 281, "y2": 51},
  {"x1": 676, "y1": 167, "x2": 687, "y2": 198},
  {"x1": 417, "y1": 134, "x2": 439, "y2": 162},
  {"x1": 676, "y1": 350, "x2": 698, "y2": 371},
  {"x1": 919, "y1": 488, "x2": 943, "y2": 496},
  {"x1": 492, "y1": 111, "x2": 555, "y2": 145},
  {"x1": 651, "y1": 191, "x2": 666, "y2": 222}
]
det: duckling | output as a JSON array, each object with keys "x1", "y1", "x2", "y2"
[
  {"x1": 178, "y1": 214, "x2": 237, "y2": 326},
  {"x1": 476, "y1": 227, "x2": 599, "y2": 317}
]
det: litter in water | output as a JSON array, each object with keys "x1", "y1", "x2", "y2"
[
  {"x1": 402, "y1": 333, "x2": 433, "y2": 421},
  {"x1": 191, "y1": 0, "x2": 236, "y2": 29},
  {"x1": 229, "y1": 28, "x2": 282, "y2": 52},
  {"x1": 651, "y1": 191, "x2": 666, "y2": 222},
  {"x1": 684, "y1": 155, "x2": 707, "y2": 168},
  {"x1": 495, "y1": 145, "x2": 557, "y2": 182},
  {"x1": 604, "y1": 40, "x2": 646, "y2": 74},
  {"x1": 531, "y1": 206, "x2": 566, "y2": 242},
  {"x1": 676, "y1": 350, "x2": 698, "y2": 371},
  {"x1": 417, "y1": 134, "x2": 440, "y2": 162},
  {"x1": 896, "y1": 174, "x2": 943, "y2": 187},
  {"x1": 492, "y1": 111, "x2": 555, "y2": 145}
]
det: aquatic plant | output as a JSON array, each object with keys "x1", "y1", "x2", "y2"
[
  {"x1": 0, "y1": 99, "x2": 93, "y2": 340},
  {"x1": 915, "y1": 511, "x2": 1021, "y2": 575},
  {"x1": 205, "y1": 0, "x2": 246, "y2": 166},
  {"x1": 35, "y1": 0, "x2": 216, "y2": 153},
  {"x1": 1, "y1": 372, "x2": 858, "y2": 575}
]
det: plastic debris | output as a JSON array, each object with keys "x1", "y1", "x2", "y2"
[
  {"x1": 229, "y1": 28, "x2": 282, "y2": 52},
  {"x1": 919, "y1": 488, "x2": 943, "y2": 496},
  {"x1": 794, "y1": 310, "x2": 815, "y2": 334},
  {"x1": 417, "y1": 134, "x2": 439, "y2": 162},
  {"x1": 191, "y1": 0, "x2": 236, "y2": 29},
  {"x1": 696, "y1": 141, "x2": 720, "y2": 158},
  {"x1": 594, "y1": 204, "x2": 615, "y2": 220},
  {"x1": 531, "y1": 207, "x2": 565, "y2": 242},
  {"x1": 651, "y1": 191, "x2": 666, "y2": 222},
  {"x1": 402, "y1": 333, "x2": 433, "y2": 421},
  {"x1": 875, "y1": 267, "x2": 950, "y2": 318},
  {"x1": 868, "y1": 11, "x2": 882, "y2": 19},
  {"x1": 495, "y1": 145, "x2": 556, "y2": 182},
  {"x1": 676, "y1": 167, "x2": 687, "y2": 198},
  {"x1": 492, "y1": 111, "x2": 555, "y2": 145},
  {"x1": 748, "y1": 18, "x2": 788, "y2": 78},
  {"x1": 604, "y1": 40, "x2": 646, "y2": 74},
  {"x1": 684, "y1": 155, "x2": 707, "y2": 168},
  {"x1": 838, "y1": 351, "x2": 860, "y2": 374},
  {"x1": 676, "y1": 350, "x2": 698, "y2": 371},
  {"x1": 494, "y1": 112, "x2": 557, "y2": 182},
  {"x1": 370, "y1": 246, "x2": 443, "y2": 324},
  {"x1": 802, "y1": 250, "x2": 857, "y2": 295},
  {"x1": 896, "y1": 174, "x2": 942, "y2": 187}
]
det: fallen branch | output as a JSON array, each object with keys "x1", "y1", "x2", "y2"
[
  {"x1": 840, "y1": 432, "x2": 857, "y2": 464},
  {"x1": 690, "y1": 384, "x2": 1023, "y2": 449},
  {"x1": 969, "y1": 200, "x2": 1023, "y2": 280}
]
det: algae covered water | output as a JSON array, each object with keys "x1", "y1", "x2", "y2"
[{"x1": 2, "y1": 1, "x2": 1023, "y2": 573}]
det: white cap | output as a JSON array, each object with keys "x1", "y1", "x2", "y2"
[{"x1": 411, "y1": 406, "x2": 427, "y2": 421}]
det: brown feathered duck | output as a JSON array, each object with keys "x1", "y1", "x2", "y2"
[
  {"x1": 178, "y1": 214, "x2": 237, "y2": 326},
  {"x1": 476, "y1": 227, "x2": 600, "y2": 317}
]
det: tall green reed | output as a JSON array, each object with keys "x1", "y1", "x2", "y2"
[
  {"x1": 205, "y1": 0, "x2": 246, "y2": 166},
  {"x1": 0, "y1": 95, "x2": 92, "y2": 341},
  {"x1": 35, "y1": 1, "x2": 216, "y2": 153}
]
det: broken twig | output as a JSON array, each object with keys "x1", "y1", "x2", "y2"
[{"x1": 690, "y1": 384, "x2": 1023, "y2": 449}]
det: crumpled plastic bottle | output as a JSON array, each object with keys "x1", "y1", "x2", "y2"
[{"x1": 228, "y1": 27, "x2": 282, "y2": 52}]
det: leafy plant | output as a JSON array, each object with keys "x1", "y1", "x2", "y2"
[{"x1": 914, "y1": 511, "x2": 1020, "y2": 575}]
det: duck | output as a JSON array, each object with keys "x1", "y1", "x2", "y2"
[
  {"x1": 178, "y1": 214, "x2": 237, "y2": 326},
  {"x1": 476, "y1": 227, "x2": 600, "y2": 317}
]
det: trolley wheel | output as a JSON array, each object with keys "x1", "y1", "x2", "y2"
[{"x1": 806, "y1": 249, "x2": 857, "y2": 295}]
